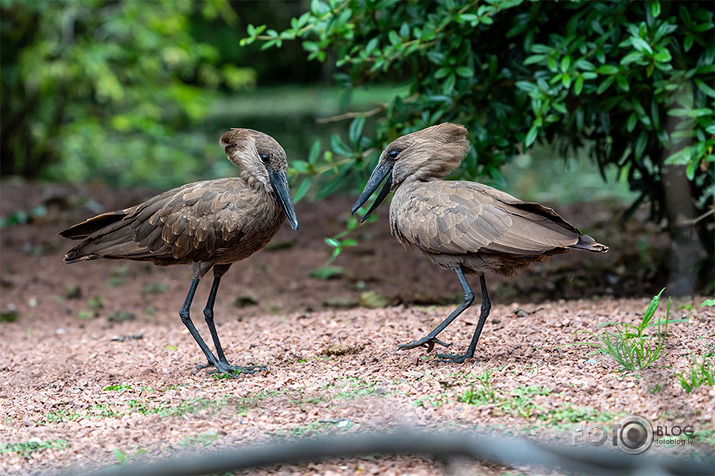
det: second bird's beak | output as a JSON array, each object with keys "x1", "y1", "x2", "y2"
[
  {"x1": 351, "y1": 161, "x2": 393, "y2": 223},
  {"x1": 269, "y1": 170, "x2": 299, "y2": 231}
]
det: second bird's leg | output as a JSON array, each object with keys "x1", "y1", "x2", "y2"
[
  {"x1": 437, "y1": 274, "x2": 491, "y2": 364},
  {"x1": 398, "y1": 267, "x2": 474, "y2": 353}
]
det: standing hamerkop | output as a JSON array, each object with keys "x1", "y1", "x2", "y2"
[
  {"x1": 352, "y1": 123, "x2": 608, "y2": 363},
  {"x1": 60, "y1": 129, "x2": 298, "y2": 374}
]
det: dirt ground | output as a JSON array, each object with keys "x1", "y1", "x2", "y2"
[{"x1": 0, "y1": 181, "x2": 713, "y2": 475}]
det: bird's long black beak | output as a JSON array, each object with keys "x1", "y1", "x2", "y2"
[
  {"x1": 269, "y1": 170, "x2": 299, "y2": 231},
  {"x1": 351, "y1": 161, "x2": 393, "y2": 223}
]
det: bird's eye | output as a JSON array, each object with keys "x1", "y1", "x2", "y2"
[
  {"x1": 388, "y1": 149, "x2": 400, "y2": 159},
  {"x1": 259, "y1": 153, "x2": 270, "y2": 163}
]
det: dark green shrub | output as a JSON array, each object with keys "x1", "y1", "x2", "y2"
[{"x1": 244, "y1": 0, "x2": 714, "y2": 284}]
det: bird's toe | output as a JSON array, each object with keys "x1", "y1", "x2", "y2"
[
  {"x1": 208, "y1": 362, "x2": 267, "y2": 377},
  {"x1": 435, "y1": 353, "x2": 471, "y2": 364},
  {"x1": 398, "y1": 336, "x2": 452, "y2": 352}
]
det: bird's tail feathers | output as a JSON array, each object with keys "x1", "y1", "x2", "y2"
[
  {"x1": 59, "y1": 210, "x2": 126, "y2": 240},
  {"x1": 570, "y1": 234, "x2": 609, "y2": 253}
]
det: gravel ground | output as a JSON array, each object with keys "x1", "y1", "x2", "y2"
[{"x1": 1, "y1": 181, "x2": 713, "y2": 475}]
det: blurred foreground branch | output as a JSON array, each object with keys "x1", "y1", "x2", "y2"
[{"x1": 80, "y1": 431, "x2": 712, "y2": 476}]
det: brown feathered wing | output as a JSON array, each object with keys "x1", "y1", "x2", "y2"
[
  {"x1": 60, "y1": 178, "x2": 253, "y2": 265},
  {"x1": 391, "y1": 181, "x2": 606, "y2": 257}
]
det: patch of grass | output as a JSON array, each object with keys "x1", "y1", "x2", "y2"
[
  {"x1": 178, "y1": 431, "x2": 222, "y2": 448},
  {"x1": 501, "y1": 386, "x2": 551, "y2": 418},
  {"x1": 273, "y1": 420, "x2": 356, "y2": 440},
  {"x1": 571, "y1": 288, "x2": 686, "y2": 371},
  {"x1": 89, "y1": 404, "x2": 120, "y2": 418},
  {"x1": 105, "y1": 277, "x2": 126, "y2": 287},
  {"x1": 325, "y1": 377, "x2": 387, "y2": 401},
  {"x1": 0, "y1": 308, "x2": 19, "y2": 322},
  {"x1": 412, "y1": 393, "x2": 451, "y2": 408},
  {"x1": 309, "y1": 265, "x2": 344, "y2": 280},
  {"x1": 111, "y1": 447, "x2": 148, "y2": 466},
  {"x1": 141, "y1": 282, "x2": 167, "y2": 295},
  {"x1": 0, "y1": 439, "x2": 70, "y2": 455},
  {"x1": 458, "y1": 371, "x2": 616, "y2": 426},
  {"x1": 89, "y1": 294, "x2": 105, "y2": 312},
  {"x1": 151, "y1": 397, "x2": 228, "y2": 418},
  {"x1": 693, "y1": 429, "x2": 715, "y2": 446},
  {"x1": 461, "y1": 369, "x2": 497, "y2": 405},
  {"x1": 0, "y1": 205, "x2": 47, "y2": 228},
  {"x1": 678, "y1": 359, "x2": 715, "y2": 393},
  {"x1": 546, "y1": 406, "x2": 617, "y2": 425},
  {"x1": 42, "y1": 408, "x2": 81, "y2": 424}
]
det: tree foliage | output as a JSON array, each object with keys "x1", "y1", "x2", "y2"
[
  {"x1": 1, "y1": 0, "x2": 254, "y2": 187},
  {"x1": 243, "y1": 0, "x2": 714, "y2": 256}
]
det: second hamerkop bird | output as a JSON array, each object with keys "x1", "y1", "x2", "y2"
[
  {"x1": 352, "y1": 123, "x2": 608, "y2": 363},
  {"x1": 60, "y1": 129, "x2": 298, "y2": 374}
]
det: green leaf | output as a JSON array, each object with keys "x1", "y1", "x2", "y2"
[
  {"x1": 324, "y1": 237, "x2": 340, "y2": 248},
  {"x1": 686, "y1": 160, "x2": 697, "y2": 180},
  {"x1": 574, "y1": 75, "x2": 584, "y2": 95},
  {"x1": 634, "y1": 131, "x2": 648, "y2": 159},
  {"x1": 561, "y1": 55, "x2": 571, "y2": 72},
  {"x1": 330, "y1": 134, "x2": 353, "y2": 156},
  {"x1": 524, "y1": 54, "x2": 546, "y2": 65},
  {"x1": 701, "y1": 299, "x2": 715, "y2": 307},
  {"x1": 435, "y1": 66, "x2": 451, "y2": 79},
  {"x1": 621, "y1": 51, "x2": 643, "y2": 65},
  {"x1": 291, "y1": 160, "x2": 310, "y2": 174},
  {"x1": 442, "y1": 73, "x2": 456, "y2": 94},
  {"x1": 525, "y1": 124, "x2": 538, "y2": 147},
  {"x1": 695, "y1": 79, "x2": 715, "y2": 98},
  {"x1": 388, "y1": 30, "x2": 400, "y2": 45},
  {"x1": 531, "y1": 44, "x2": 552, "y2": 54},
  {"x1": 293, "y1": 178, "x2": 311, "y2": 203},
  {"x1": 631, "y1": 37, "x2": 653, "y2": 54},
  {"x1": 597, "y1": 64, "x2": 619, "y2": 75},
  {"x1": 456, "y1": 66, "x2": 474, "y2": 78},
  {"x1": 348, "y1": 115, "x2": 365, "y2": 146},
  {"x1": 642, "y1": 288, "x2": 665, "y2": 327},
  {"x1": 547, "y1": 55, "x2": 557, "y2": 72},
  {"x1": 596, "y1": 75, "x2": 615, "y2": 94},
  {"x1": 650, "y1": 1, "x2": 661, "y2": 18},
  {"x1": 308, "y1": 140, "x2": 321, "y2": 164}
]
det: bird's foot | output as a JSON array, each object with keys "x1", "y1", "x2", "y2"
[
  {"x1": 435, "y1": 353, "x2": 473, "y2": 364},
  {"x1": 398, "y1": 336, "x2": 452, "y2": 353},
  {"x1": 203, "y1": 360, "x2": 267, "y2": 377}
]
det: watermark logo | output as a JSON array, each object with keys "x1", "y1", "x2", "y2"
[{"x1": 572, "y1": 415, "x2": 695, "y2": 455}]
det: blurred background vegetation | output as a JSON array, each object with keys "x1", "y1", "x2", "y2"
[{"x1": 1, "y1": 0, "x2": 713, "y2": 292}]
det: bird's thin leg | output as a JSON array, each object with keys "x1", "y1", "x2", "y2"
[
  {"x1": 179, "y1": 278, "x2": 224, "y2": 370},
  {"x1": 437, "y1": 274, "x2": 491, "y2": 364},
  {"x1": 203, "y1": 274, "x2": 229, "y2": 364},
  {"x1": 198, "y1": 264, "x2": 266, "y2": 375},
  {"x1": 398, "y1": 267, "x2": 474, "y2": 353}
]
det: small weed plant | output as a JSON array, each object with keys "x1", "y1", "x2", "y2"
[
  {"x1": 679, "y1": 359, "x2": 715, "y2": 393},
  {"x1": 574, "y1": 288, "x2": 686, "y2": 371},
  {"x1": 461, "y1": 369, "x2": 497, "y2": 405}
]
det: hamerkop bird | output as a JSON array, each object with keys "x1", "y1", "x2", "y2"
[
  {"x1": 60, "y1": 128, "x2": 298, "y2": 374},
  {"x1": 352, "y1": 123, "x2": 608, "y2": 363}
]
